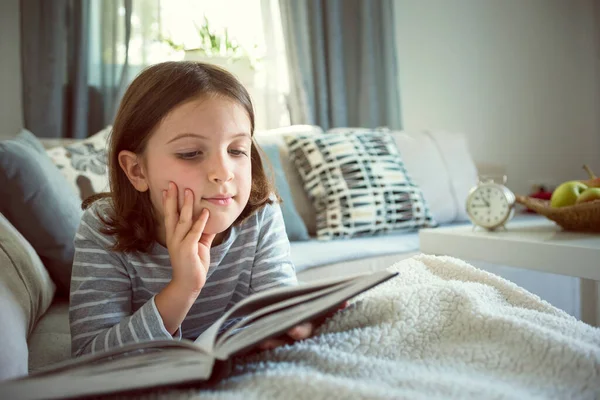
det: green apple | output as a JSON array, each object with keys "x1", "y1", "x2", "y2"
[
  {"x1": 575, "y1": 187, "x2": 600, "y2": 204},
  {"x1": 550, "y1": 181, "x2": 588, "y2": 208}
]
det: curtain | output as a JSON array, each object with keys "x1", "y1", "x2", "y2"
[
  {"x1": 257, "y1": 0, "x2": 291, "y2": 129},
  {"x1": 20, "y1": 0, "x2": 69, "y2": 139},
  {"x1": 20, "y1": 0, "x2": 291, "y2": 137},
  {"x1": 279, "y1": 0, "x2": 402, "y2": 131},
  {"x1": 20, "y1": 0, "x2": 154, "y2": 139}
]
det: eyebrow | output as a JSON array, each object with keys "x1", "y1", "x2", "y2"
[{"x1": 167, "y1": 132, "x2": 251, "y2": 144}]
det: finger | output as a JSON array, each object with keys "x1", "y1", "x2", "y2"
[
  {"x1": 258, "y1": 338, "x2": 289, "y2": 350},
  {"x1": 322, "y1": 301, "x2": 349, "y2": 320},
  {"x1": 185, "y1": 208, "x2": 210, "y2": 245},
  {"x1": 163, "y1": 182, "x2": 178, "y2": 243},
  {"x1": 325, "y1": 301, "x2": 349, "y2": 318},
  {"x1": 311, "y1": 302, "x2": 348, "y2": 329},
  {"x1": 173, "y1": 188, "x2": 194, "y2": 243},
  {"x1": 199, "y1": 233, "x2": 216, "y2": 249},
  {"x1": 287, "y1": 322, "x2": 313, "y2": 340},
  {"x1": 198, "y1": 232, "x2": 217, "y2": 271}
]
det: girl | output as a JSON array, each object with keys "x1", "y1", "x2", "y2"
[{"x1": 69, "y1": 61, "x2": 319, "y2": 357}]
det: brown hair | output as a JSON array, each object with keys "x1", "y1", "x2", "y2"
[{"x1": 83, "y1": 61, "x2": 276, "y2": 253}]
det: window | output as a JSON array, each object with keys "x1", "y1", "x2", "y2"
[{"x1": 103, "y1": 0, "x2": 291, "y2": 129}]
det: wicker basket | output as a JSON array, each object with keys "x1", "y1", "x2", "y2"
[{"x1": 515, "y1": 195, "x2": 600, "y2": 233}]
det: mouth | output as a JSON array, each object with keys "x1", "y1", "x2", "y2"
[{"x1": 203, "y1": 195, "x2": 234, "y2": 206}]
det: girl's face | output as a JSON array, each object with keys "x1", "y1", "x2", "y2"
[{"x1": 141, "y1": 96, "x2": 252, "y2": 239}]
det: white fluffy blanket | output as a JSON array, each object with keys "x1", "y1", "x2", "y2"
[{"x1": 143, "y1": 255, "x2": 600, "y2": 400}]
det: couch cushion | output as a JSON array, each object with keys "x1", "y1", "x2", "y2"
[
  {"x1": 254, "y1": 125, "x2": 322, "y2": 236},
  {"x1": 0, "y1": 213, "x2": 56, "y2": 381},
  {"x1": 290, "y1": 231, "x2": 421, "y2": 272},
  {"x1": 45, "y1": 126, "x2": 112, "y2": 201},
  {"x1": 260, "y1": 142, "x2": 310, "y2": 241},
  {"x1": 27, "y1": 300, "x2": 71, "y2": 374},
  {"x1": 285, "y1": 129, "x2": 437, "y2": 240},
  {"x1": 0, "y1": 284, "x2": 28, "y2": 382},
  {"x1": 297, "y1": 252, "x2": 419, "y2": 282},
  {"x1": 291, "y1": 219, "x2": 474, "y2": 273},
  {"x1": 0, "y1": 130, "x2": 83, "y2": 297}
]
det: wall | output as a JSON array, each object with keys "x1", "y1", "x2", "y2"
[
  {"x1": 394, "y1": 0, "x2": 600, "y2": 196},
  {"x1": 0, "y1": 0, "x2": 23, "y2": 138},
  {"x1": 2, "y1": 1, "x2": 600, "y2": 184}
]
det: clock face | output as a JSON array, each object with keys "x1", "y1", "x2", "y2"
[{"x1": 467, "y1": 185, "x2": 512, "y2": 229}]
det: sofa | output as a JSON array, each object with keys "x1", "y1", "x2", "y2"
[{"x1": 0, "y1": 124, "x2": 577, "y2": 383}]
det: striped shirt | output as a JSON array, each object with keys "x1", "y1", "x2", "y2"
[{"x1": 69, "y1": 198, "x2": 297, "y2": 357}]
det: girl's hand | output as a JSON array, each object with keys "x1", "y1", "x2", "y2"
[
  {"x1": 163, "y1": 181, "x2": 216, "y2": 295},
  {"x1": 256, "y1": 301, "x2": 349, "y2": 351}
]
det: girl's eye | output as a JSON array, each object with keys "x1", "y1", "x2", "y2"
[
  {"x1": 176, "y1": 151, "x2": 203, "y2": 160},
  {"x1": 229, "y1": 149, "x2": 248, "y2": 157}
]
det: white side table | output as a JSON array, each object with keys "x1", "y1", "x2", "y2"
[{"x1": 419, "y1": 218, "x2": 600, "y2": 326}]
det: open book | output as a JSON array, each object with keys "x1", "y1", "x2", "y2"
[{"x1": 2, "y1": 270, "x2": 397, "y2": 400}]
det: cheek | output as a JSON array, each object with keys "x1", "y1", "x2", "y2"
[
  {"x1": 146, "y1": 158, "x2": 202, "y2": 209},
  {"x1": 238, "y1": 164, "x2": 253, "y2": 197}
]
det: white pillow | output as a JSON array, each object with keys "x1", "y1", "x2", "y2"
[
  {"x1": 327, "y1": 126, "x2": 390, "y2": 134},
  {"x1": 45, "y1": 126, "x2": 112, "y2": 200},
  {"x1": 390, "y1": 131, "x2": 458, "y2": 224},
  {"x1": 426, "y1": 130, "x2": 479, "y2": 222}
]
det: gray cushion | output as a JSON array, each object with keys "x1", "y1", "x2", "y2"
[
  {"x1": 0, "y1": 130, "x2": 83, "y2": 297},
  {"x1": 0, "y1": 213, "x2": 55, "y2": 381},
  {"x1": 260, "y1": 143, "x2": 310, "y2": 241}
]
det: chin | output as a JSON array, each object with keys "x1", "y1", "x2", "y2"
[{"x1": 204, "y1": 218, "x2": 236, "y2": 235}]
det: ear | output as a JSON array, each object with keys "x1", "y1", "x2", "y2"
[{"x1": 118, "y1": 150, "x2": 149, "y2": 192}]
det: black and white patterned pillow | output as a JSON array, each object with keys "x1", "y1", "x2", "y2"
[{"x1": 284, "y1": 130, "x2": 437, "y2": 240}]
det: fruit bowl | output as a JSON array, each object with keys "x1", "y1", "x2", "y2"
[{"x1": 515, "y1": 195, "x2": 600, "y2": 233}]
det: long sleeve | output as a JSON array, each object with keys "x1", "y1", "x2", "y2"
[
  {"x1": 249, "y1": 202, "x2": 298, "y2": 293},
  {"x1": 69, "y1": 206, "x2": 179, "y2": 357}
]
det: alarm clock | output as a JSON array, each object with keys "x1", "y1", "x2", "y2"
[{"x1": 465, "y1": 175, "x2": 516, "y2": 231}]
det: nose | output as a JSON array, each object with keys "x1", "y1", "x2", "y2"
[{"x1": 208, "y1": 152, "x2": 234, "y2": 183}]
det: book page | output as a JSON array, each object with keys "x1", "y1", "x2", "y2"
[
  {"x1": 215, "y1": 279, "x2": 355, "y2": 348},
  {"x1": 28, "y1": 339, "x2": 207, "y2": 378},
  {"x1": 194, "y1": 272, "x2": 366, "y2": 353},
  {"x1": 3, "y1": 347, "x2": 215, "y2": 400},
  {"x1": 215, "y1": 270, "x2": 398, "y2": 359}
]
